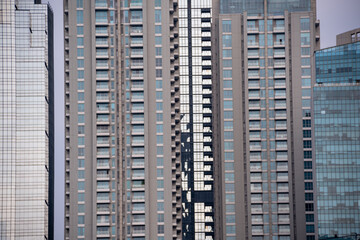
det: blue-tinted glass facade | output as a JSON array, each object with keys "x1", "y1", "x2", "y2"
[
  {"x1": 267, "y1": 0, "x2": 311, "y2": 15},
  {"x1": 316, "y1": 42, "x2": 360, "y2": 84},
  {"x1": 220, "y1": 0, "x2": 310, "y2": 15},
  {"x1": 314, "y1": 42, "x2": 360, "y2": 238}
]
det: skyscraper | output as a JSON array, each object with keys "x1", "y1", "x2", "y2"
[
  {"x1": 64, "y1": 0, "x2": 181, "y2": 238},
  {"x1": 0, "y1": 0, "x2": 54, "y2": 239},
  {"x1": 120, "y1": 0, "x2": 181, "y2": 239},
  {"x1": 64, "y1": 0, "x2": 328, "y2": 239},
  {"x1": 314, "y1": 30, "x2": 360, "y2": 239},
  {"x1": 212, "y1": 0, "x2": 319, "y2": 239},
  {"x1": 64, "y1": 0, "x2": 121, "y2": 238},
  {"x1": 178, "y1": 0, "x2": 215, "y2": 239}
]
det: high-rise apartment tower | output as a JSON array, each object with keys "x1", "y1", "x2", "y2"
[
  {"x1": 120, "y1": 0, "x2": 181, "y2": 239},
  {"x1": 64, "y1": 0, "x2": 181, "y2": 239},
  {"x1": 0, "y1": 0, "x2": 54, "y2": 238},
  {"x1": 212, "y1": 0, "x2": 319, "y2": 239},
  {"x1": 64, "y1": 0, "x2": 122, "y2": 238}
]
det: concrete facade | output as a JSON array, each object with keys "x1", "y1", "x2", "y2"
[
  {"x1": 336, "y1": 27, "x2": 360, "y2": 45},
  {"x1": 212, "y1": 0, "x2": 320, "y2": 239}
]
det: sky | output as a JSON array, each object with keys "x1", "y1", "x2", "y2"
[{"x1": 44, "y1": 0, "x2": 360, "y2": 239}]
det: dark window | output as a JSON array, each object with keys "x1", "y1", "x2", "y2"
[
  {"x1": 303, "y1": 119, "x2": 311, "y2": 128},
  {"x1": 305, "y1": 203, "x2": 314, "y2": 211},
  {"x1": 305, "y1": 182, "x2": 313, "y2": 190},
  {"x1": 304, "y1": 161, "x2": 312, "y2": 169},
  {"x1": 304, "y1": 151, "x2": 312, "y2": 159},
  {"x1": 304, "y1": 172, "x2": 313, "y2": 180},
  {"x1": 306, "y1": 214, "x2": 314, "y2": 222},
  {"x1": 303, "y1": 130, "x2": 311, "y2": 138},
  {"x1": 305, "y1": 193, "x2": 313, "y2": 201},
  {"x1": 306, "y1": 225, "x2": 315, "y2": 233},
  {"x1": 303, "y1": 140, "x2": 312, "y2": 148}
]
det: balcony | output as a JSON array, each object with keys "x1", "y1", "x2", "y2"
[
  {"x1": 97, "y1": 159, "x2": 110, "y2": 168},
  {"x1": 96, "y1": 49, "x2": 109, "y2": 58},
  {"x1": 248, "y1": 27, "x2": 259, "y2": 33},
  {"x1": 95, "y1": 0, "x2": 107, "y2": 7},
  {"x1": 274, "y1": 41, "x2": 285, "y2": 47},
  {"x1": 131, "y1": 49, "x2": 144, "y2": 57},
  {"x1": 274, "y1": 26, "x2": 285, "y2": 32},
  {"x1": 277, "y1": 163, "x2": 288, "y2": 171},
  {"x1": 96, "y1": 38, "x2": 108, "y2": 47},
  {"x1": 130, "y1": 18, "x2": 143, "y2": 24},
  {"x1": 96, "y1": 71, "x2": 109, "y2": 80}
]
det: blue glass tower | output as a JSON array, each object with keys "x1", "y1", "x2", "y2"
[{"x1": 314, "y1": 40, "x2": 360, "y2": 238}]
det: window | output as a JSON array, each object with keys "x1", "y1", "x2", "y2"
[
  {"x1": 305, "y1": 182, "x2": 313, "y2": 190},
  {"x1": 306, "y1": 225, "x2": 315, "y2": 233},
  {"x1": 78, "y1": 227, "x2": 85, "y2": 236},
  {"x1": 303, "y1": 130, "x2": 311, "y2": 138},
  {"x1": 78, "y1": 114, "x2": 84, "y2": 123},
  {"x1": 302, "y1": 89, "x2": 311, "y2": 97},
  {"x1": 302, "y1": 68, "x2": 311, "y2": 76},
  {"x1": 224, "y1": 121, "x2": 233, "y2": 130},
  {"x1": 306, "y1": 214, "x2": 314, "y2": 222},
  {"x1": 155, "y1": 47, "x2": 162, "y2": 56},
  {"x1": 77, "y1": 48, "x2": 84, "y2": 57},
  {"x1": 224, "y1": 111, "x2": 233, "y2": 119},
  {"x1": 301, "y1": 33, "x2": 311, "y2": 45},
  {"x1": 301, "y1": 47, "x2": 311, "y2": 56},
  {"x1": 304, "y1": 161, "x2": 312, "y2": 169},
  {"x1": 304, "y1": 172, "x2": 313, "y2": 180},
  {"x1": 77, "y1": 37, "x2": 84, "y2": 46},
  {"x1": 222, "y1": 35, "x2": 232, "y2": 48},
  {"x1": 95, "y1": 11, "x2": 108, "y2": 23},
  {"x1": 78, "y1": 204, "x2": 85, "y2": 213},
  {"x1": 224, "y1": 131, "x2": 234, "y2": 140},
  {"x1": 304, "y1": 151, "x2": 312, "y2": 159},
  {"x1": 305, "y1": 203, "x2": 314, "y2": 211},
  {"x1": 303, "y1": 140, "x2": 312, "y2": 149},
  {"x1": 77, "y1": 11, "x2": 83, "y2": 24},
  {"x1": 303, "y1": 120, "x2": 311, "y2": 128},
  {"x1": 223, "y1": 49, "x2": 232, "y2": 58},
  {"x1": 78, "y1": 137, "x2": 85, "y2": 145},
  {"x1": 78, "y1": 181, "x2": 85, "y2": 190},
  {"x1": 156, "y1": 80, "x2": 162, "y2": 89},
  {"x1": 77, "y1": 0, "x2": 83, "y2": 8},
  {"x1": 300, "y1": 18, "x2": 310, "y2": 31},
  {"x1": 155, "y1": 25, "x2": 161, "y2": 34},
  {"x1": 223, "y1": 70, "x2": 232, "y2": 78},
  {"x1": 155, "y1": 10, "x2": 161, "y2": 23},
  {"x1": 77, "y1": 59, "x2": 84, "y2": 68},
  {"x1": 156, "y1": 58, "x2": 162, "y2": 67},
  {"x1": 78, "y1": 159, "x2": 85, "y2": 168},
  {"x1": 301, "y1": 57, "x2": 310, "y2": 66},
  {"x1": 77, "y1": 26, "x2": 84, "y2": 35},
  {"x1": 156, "y1": 69, "x2": 162, "y2": 78},
  {"x1": 78, "y1": 216, "x2": 85, "y2": 224},
  {"x1": 223, "y1": 80, "x2": 232, "y2": 88},
  {"x1": 222, "y1": 20, "x2": 231, "y2": 33}
]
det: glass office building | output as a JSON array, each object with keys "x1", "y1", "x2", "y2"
[
  {"x1": 0, "y1": 0, "x2": 54, "y2": 239},
  {"x1": 179, "y1": 0, "x2": 215, "y2": 239},
  {"x1": 213, "y1": 0, "x2": 319, "y2": 239},
  {"x1": 220, "y1": 0, "x2": 311, "y2": 15},
  {"x1": 314, "y1": 41, "x2": 360, "y2": 238}
]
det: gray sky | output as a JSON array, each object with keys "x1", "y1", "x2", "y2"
[{"x1": 45, "y1": 0, "x2": 360, "y2": 239}]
